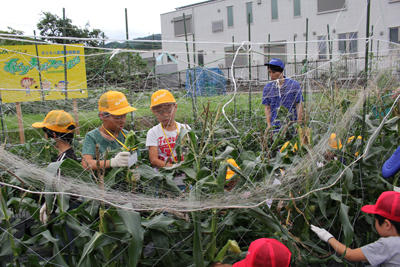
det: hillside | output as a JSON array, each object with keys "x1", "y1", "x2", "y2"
[{"x1": 105, "y1": 33, "x2": 161, "y2": 50}]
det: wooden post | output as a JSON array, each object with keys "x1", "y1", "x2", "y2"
[
  {"x1": 73, "y1": 99, "x2": 80, "y2": 135},
  {"x1": 0, "y1": 96, "x2": 6, "y2": 143},
  {"x1": 15, "y1": 102, "x2": 25, "y2": 144}
]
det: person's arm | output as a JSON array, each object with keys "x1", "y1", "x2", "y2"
[
  {"x1": 328, "y1": 238, "x2": 367, "y2": 262},
  {"x1": 311, "y1": 225, "x2": 367, "y2": 262},
  {"x1": 265, "y1": 105, "x2": 272, "y2": 129},
  {"x1": 82, "y1": 154, "x2": 110, "y2": 170},
  {"x1": 82, "y1": 152, "x2": 130, "y2": 170},
  {"x1": 149, "y1": 146, "x2": 173, "y2": 167}
]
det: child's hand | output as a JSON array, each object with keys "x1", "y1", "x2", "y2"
[
  {"x1": 311, "y1": 224, "x2": 334, "y2": 242},
  {"x1": 110, "y1": 152, "x2": 130, "y2": 167}
]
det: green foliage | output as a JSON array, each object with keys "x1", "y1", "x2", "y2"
[
  {"x1": 1, "y1": 91, "x2": 400, "y2": 266},
  {"x1": 36, "y1": 12, "x2": 104, "y2": 47}
]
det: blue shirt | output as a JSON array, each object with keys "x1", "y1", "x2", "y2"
[{"x1": 262, "y1": 78, "x2": 303, "y2": 126}]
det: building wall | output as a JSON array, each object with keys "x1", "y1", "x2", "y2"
[{"x1": 160, "y1": 0, "x2": 400, "y2": 75}]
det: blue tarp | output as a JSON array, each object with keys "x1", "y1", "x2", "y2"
[{"x1": 185, "y1": 67, "x2": 226, "y2": 96}]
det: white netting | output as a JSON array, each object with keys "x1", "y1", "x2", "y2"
[
  {"x1": 0, "y1": 34, "x2": 399, "y2": 211},
  {"x1": 0, "y1": 29, "x2": 399, "y2": 266}
]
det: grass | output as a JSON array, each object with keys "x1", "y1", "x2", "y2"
[{"x1": 1, "y1": 89, "x2": 362, "y2": 144}]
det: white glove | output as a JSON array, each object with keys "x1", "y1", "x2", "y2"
[
  {"x1": 39, "y1": 203, "x2": 48, "y2": 224},
  {"x1": 110, "y1": 152, "x2": 130, "y2": 167},
  {"x1": 311, "y1": 224, "x2": 334, "y2": 242}
]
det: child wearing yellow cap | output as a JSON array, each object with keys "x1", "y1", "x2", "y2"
[
  {"x1": 82, "y1": 90, "x2": 137, "y2": 170},
  {"x1": 32, "y1": 110, "x2": 77, "y2": 161},
  {"x1": 32, "y1": 110, "x2": 78, "y2": 224},
  {"x1": 146, "y1": 89, "x2": 190, "y2": 168}
]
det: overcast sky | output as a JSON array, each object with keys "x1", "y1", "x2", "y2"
[{"x1": 0, "y1": 0, "x2": 199, "y2": 40}]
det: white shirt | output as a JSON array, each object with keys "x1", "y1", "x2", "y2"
[{"x1": 146, "y1": 122, "x2": 190, "y2": 163}]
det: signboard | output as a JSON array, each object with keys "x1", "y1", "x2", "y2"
[{"x1": 0, "y1": 44, "x2": 88, "y2": 103}]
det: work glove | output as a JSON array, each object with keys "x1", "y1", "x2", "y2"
[
  {"x1": 39, "y1": 203, "x2": 48, "y2": 224},
  {"x1": 110, "y1": 152, "x2": 130, "y2": 168},
  {"x1": 311, "y1": 224, "x2": 334, "y2": 242}
]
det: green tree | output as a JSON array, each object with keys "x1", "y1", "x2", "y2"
[
  {"x1": 36, "y1": 12, "x2": 104, "y2": 47},
  {"x1": 0, "y1": 27, "x2": 33, "y2": 46}
]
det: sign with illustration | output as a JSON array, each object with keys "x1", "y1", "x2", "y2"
[{"x1": 0, "y1": 44, "x2": 88, "y2": 103}]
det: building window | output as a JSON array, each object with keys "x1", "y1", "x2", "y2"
[
  {"x1": 271, "y1": 0, "x2": 278, "y2": 20},
  {"x1": 198, "y1": 51, "x2": 204, "y2": 66},
  {"x1": 227, "y1": 6, "x2": 234, "y2": 27},
  {"x1": 246, "y1": 2, "x2": 253, "y2": 24},
  {"x1": 225, "y1": 46, "x2": 247, "y2": 67},
  {"x1": 264, "y1": 41, "x2": 287, "y2": 63},
  {"x1": 173, "y1": 15, "x2": 192, "y2": 36},
  {"x1": 212, "y1": 20, "x2": 224, "y2": 33},
  {"x1": 317, "y1": 0, "x2": 345, "y2": 13},
  {"x1": 294, "y1": 0, "x2": 301, "y2": 17},
  {"x1": 318, "y1": 36, "x2": 327, "y2": 60},
  {"x1": 338, "y1": 32, "x2": 358, "y2": 56},
  {"x1": 389, "y1": 27, "x2": 400, "y2": 44}
]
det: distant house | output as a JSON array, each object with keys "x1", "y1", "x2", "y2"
[{"x1": 159, "y1": 0, "x2": 400, "y2": 79}]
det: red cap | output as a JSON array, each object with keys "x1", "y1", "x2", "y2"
[
  {"x1": 361, "y1": 191, "x2": 400, "y2": 222},
  {"x1": 233, "y1": 238, "x2": 291, "y2": 267}
]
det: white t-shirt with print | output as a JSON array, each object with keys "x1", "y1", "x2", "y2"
[{"x1": 146, "y1": 122, "x2": 190, "y2": 164}]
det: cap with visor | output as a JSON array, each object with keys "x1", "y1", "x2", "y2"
[
  {"x1": 233, "y1": 238, "x2": 291, "y2": 267},
  {"x1": 98, "y1": 90, "x2": 137, "y2": 115},
  {"x1": 32, "y1": 110, "x2": 76, "y2": 133},
  {"x1": 361, "y1": 191, "x2": 400, "y2": 222},
  {"x1": 264, "y1": 58, "x2": 285, "y2": 71},
  {"x1": 150, "y1": 89, "x2": 176, "y2": 108}
]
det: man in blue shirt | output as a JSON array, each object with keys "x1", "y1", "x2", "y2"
[{"x1": 262, "y1": 58, "x2": 303, "y2": 131}]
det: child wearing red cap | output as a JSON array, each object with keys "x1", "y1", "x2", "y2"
[
  {"x1": 311, "y1": 191, "x2": 400, "y2": 265},
  {"x1": 212, "y1": 238, "x2": 291, "y2": 267}
]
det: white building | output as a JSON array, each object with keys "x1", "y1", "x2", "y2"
[{"x1": 159, "y1": 0, "x2": 400, "y2": 79}]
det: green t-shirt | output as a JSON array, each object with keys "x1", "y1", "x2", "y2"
[{"x1": 82, "y1": 128, "x2": 126, "y2": 159}]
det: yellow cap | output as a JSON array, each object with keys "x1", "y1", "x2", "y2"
[
  {"x1": 226, "y1": 158, "x2": 240, "y2": 180},
  {"x1": 32, "y1": 110, "x2": 76, "y2": 133},
  {"x1": 150, "y1": 89, "x2": 176, "y2": 108},
  {"x1": 328, "y1": 133, "x2": 342, "y2": 150},
  {"x1": 98, "y1": 91, "x2": 137, "y2": 115}
]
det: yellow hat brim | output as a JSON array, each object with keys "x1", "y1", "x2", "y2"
[
  {"x1": 32, "y1": 122, "x2": 74, "y2": 133},
  {"x1": 107, "y1": 106, "x2": 137, "y2": 115}
]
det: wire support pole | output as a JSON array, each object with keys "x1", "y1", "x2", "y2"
[
  {"x1": 62, "y1": 8, "x2": 68, "y2": 100},
  {"x1": 247, "y1": 13, "x2": 252, "y2": 125},
  {"x1": 183, "y1": 13, "x2": 197, "y2": 122}
]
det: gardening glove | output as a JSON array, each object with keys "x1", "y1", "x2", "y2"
[
  {"x1": 311, "y1": 224, "x2": 334, "y2": 242},
  {"x1": 110, "y1": 152, "x2": 130, "y2": 168},
  {"x1": 39, "y1": 203, "x2": 48, "y2": 224}
]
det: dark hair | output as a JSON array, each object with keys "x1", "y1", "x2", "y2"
[
  {"x1": 375, "y1": 214, "x2": 400, "y2": 234},
  {"x1": 43, "y1": 128, "x2": 74, "y2": 144},
  {"x1": 268, "y1": 65, "x2": 284, "y2": 73}
]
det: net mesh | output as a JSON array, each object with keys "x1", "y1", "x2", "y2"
[{"x1": 0, "y1": 31, "x2": 399, "y2": 265}]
